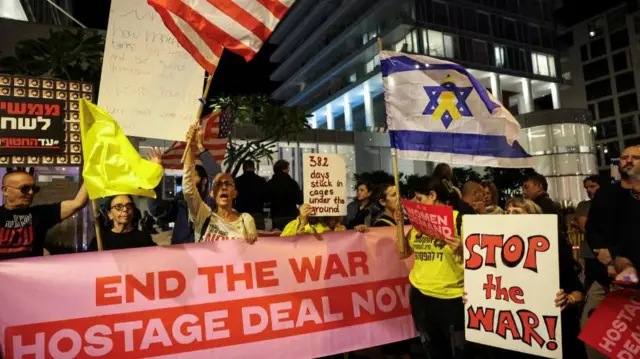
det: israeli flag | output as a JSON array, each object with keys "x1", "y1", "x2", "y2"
[{"x1": 381, "y1": 51, "x2": 534, "y2": 168}]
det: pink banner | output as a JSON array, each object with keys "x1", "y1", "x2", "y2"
[{"x1": 0, "y1": 227, "x2": 416, "y2": 359}]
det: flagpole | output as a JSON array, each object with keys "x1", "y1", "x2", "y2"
[
  {"x1": 377, "y1": 38, "x2": 408, "y2": 256},
  {"x1": 91, "y1": 199, "x2": 104, "y2": 251},
  {"x1": 181, "y1": 71, "x2": 216, "y2": 163}
]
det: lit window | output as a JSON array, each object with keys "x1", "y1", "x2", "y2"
[
  {"x1": 531, "y1": 52, "x2": 556, "y2": 77},
  {"x1": 366, "y1": 60, "x2": 375, "y2": 74},
  {"x1": 349, "y1": 73, "x2": 357, "y2": 83},
  {"x1": 444, "y1": 35, "x2": 454, "y2": 58},
  {"x1": 428, "y1": 30, "x2": 445, "y2": 57},
  {"x1": 494, "y1": 45, "x2": 506, "y2": 67}
]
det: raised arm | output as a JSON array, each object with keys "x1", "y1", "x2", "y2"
[
  {"x1": 60, "y1": 184, "x2": 89, "y2": 221},
  {"x1": 183, "y1": 125, "x2": 211, "y2": 228},
  {"x1": 195, "y1": 127, "x2": 222, "y2": 183}
]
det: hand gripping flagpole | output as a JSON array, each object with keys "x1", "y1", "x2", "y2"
[
  {"x1": 377, "y1": 38, "x2": 408, "y2": 257},
  {"x1": 181, "y1": 71, "x2": 216, "y2": 163},
  {"x1": 91, "y1": 199, "x2": 104, "y2": 251}
]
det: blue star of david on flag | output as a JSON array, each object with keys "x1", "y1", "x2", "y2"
[{"x1": 423, "y1": 77, "x2": 473, "y2": 129}]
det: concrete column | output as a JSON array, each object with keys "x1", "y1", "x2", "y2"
[
  {"x1": 550, "y1": 83, "x2": 561, "y2": 109},
  {"x1": 326, "y1": 103, "x2": 334, "y2": 130},
  {"x1": 344, "y1": 93, "x2": 353, "y2": 131},
  {"x1": 489, "y1": 73, "x2": 502, "y2": 102},
  {"x1": 364, "y1": 82, "x2": 374, "y2": 130},
  {"x1": 521, "y1": 78, "x2": 533, "y2": 113}
]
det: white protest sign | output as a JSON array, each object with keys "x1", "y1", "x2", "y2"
[
  {"x1": 463, "y1": 215, "x2": 562, "y2": 358},
  {"x1": 303, "y1": 154, "x2": 347, "y2": 216},
  {"x1": 98, "y1": 0, "x2": 204, "y2": 141}
]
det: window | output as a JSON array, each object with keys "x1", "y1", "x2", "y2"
[
  {"x1": 618, "y1": 93, "x2": 638, "y2": 114},
  {"x1": 463, "y1": 8, "x2": 477, "y2": 32},
  {"x1": 608, "y1": 7, "x2": 627, "y2": 32},
  {"x1": 478, "y1": 12, "x2": 491, "y2": 34},
  {"x1": 531, "y1": 52, "x2": 556, "y2": 77},
  {"x1": 613, "y1": 52, "x2": 629, "y2": 72},
  {"x1": 621, "y1": 116, "x2": 637, "y2": 134},
  {"x1": 595, "y1": 120, "x2": 618, "y2": 140},
  {"x1": 586, "y1": 79, "x2": 612, "y2": 101},
  {"x1": 582, "y1": 59, "x2": 609, "y2": 81},
  {"x1": 473, "y1": 40, "x2": 489, "y2": 64},
  {"x1": 603, "y1": 141, "x2": 620, "y2": 165},
  {"x1": 425, "y1": 30, "x2": 455, "y2": 59},
  {"x1": 589, "y1": 38, "x2": 606, "y2": 58},
  {"x1": 540, "y1": 28, "x2": 552, "y2": 48},
  {"x1": 598, "y1": 99, "x2": 615, "y2": 118},
  {"x1": 433, "y1": 1, "x2": 449, "y2": 26},
  {"x1": 505, "y1": 19, "x2": 517, "y2": 41},
  {"x1": 494, "y1": 45, "x2": 506, "y2": 67},
  {"x1": 588, "y1": 103, "x2": 596, "y2": 117},
  {"x1": 580, "y1": 45, "x2": 589, "y2": 62},
  {"x1": 610, "y1": 30, "x2": 630, "y2": 51},
  {"x1": 365, "y1": 55, "x2": 380, "y2": 74},
  {"x1": 395, "y1": 30, "x2": 418, "y2": 53},
  {"x1": 588, "y1": 17, "x2": 605, "y2": 38},
  {"x1": 529, "y1": 24, "x2": 541, "y2": 45},
  {"x1": 625, "y1": 137, "x2": 640, "y2": 147},
  {"x1": 616, "y1": 72, "x2": 634, "y2": 93},
  {"x1": 349, "y1": 73, "x2": 357, "y2": 83}
]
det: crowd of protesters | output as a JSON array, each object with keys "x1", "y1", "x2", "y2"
[{"x1": 1, "y1": 122, "x2": 638, "y2": 359}]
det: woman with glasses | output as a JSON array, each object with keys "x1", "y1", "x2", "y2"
[
  {"x1": 88, "y1": 195, "x2": 156, "y2": 251},
  {"x1": 503, "y1": 197, "x2": 586, "y2": 359},
  {"x1": 183, "y1": 125, "x2": 257, "y2": 244}
]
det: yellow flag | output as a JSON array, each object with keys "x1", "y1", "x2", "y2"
[{"x1": 79, "y1": 99, "x2": 163, "y2": 200}]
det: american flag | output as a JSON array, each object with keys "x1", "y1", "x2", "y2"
[
  {"x1": 161, "y1": 109, "x2": 234, "y2": 169},
  {"x1": 148, "y1": 0, "x2": 296, "y2": 72}
]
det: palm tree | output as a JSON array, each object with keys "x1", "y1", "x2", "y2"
[{"x1": 0, "y1": 28, "x2": 105, "y2": 84}]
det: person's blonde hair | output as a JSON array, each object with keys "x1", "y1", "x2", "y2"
[
  {"x1": 485, "y1": 205, "x2": 504, "y2": 214},
  {"x1": 505, "y1": 197, "x2": 542, "y2": 214}
]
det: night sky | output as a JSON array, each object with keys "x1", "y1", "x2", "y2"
[{"x1": 71, "y1": 0, "x2": 623, "y2": 97}]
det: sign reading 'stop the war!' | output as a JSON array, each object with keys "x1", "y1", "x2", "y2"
[
  {"x1": 463, "y1": 214, "x2": 562, "y2": 358},
  {"x1": 0, "y1": 97, "x2": 66, "y2": 156}
]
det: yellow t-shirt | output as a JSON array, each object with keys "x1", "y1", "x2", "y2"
[
  {"x1": 280, "y1": 218, "x2": 333, "y2": 237},
  {"x1": 408, "y1": 211, "x2": 463, "y2": 299}
]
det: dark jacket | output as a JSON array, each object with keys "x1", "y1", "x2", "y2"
[
  {"x1": 267, "y1": 172, "x2": 303, "y2": 221},
  {"x1": 147, "y1": 150, "x2": 220, "y2": 245},
  {"x1": 344, "y1": 200, "x2": 379, "y2": 228},
  {"x1": 234, "y1": 171, "x2": 268, "y2": 214},
  {"x1": 533, "y1": 192, "x2": 566, "y2": 234}
]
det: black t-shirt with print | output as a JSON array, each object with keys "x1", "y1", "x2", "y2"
[{"x1": 0, "y1": 204, "x2": 61, "y2": 260}]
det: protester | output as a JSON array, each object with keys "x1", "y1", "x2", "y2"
[
  {"x1": 234, "y1": 160, "x2": 268, "y2": 230},
  {"x1": 484, "y1": 205, "x2": 504, "y2": 214},
  {"x1": 267, "y1": 160, "x2": 303, "y2": 230},
  {"x1": 481, "y1": 181, "x2": 499, "y2": 207},
  {"x1": 88, "y1": 195, "x2": 156, "y2": 251},
  {"x1": 523, "y1": 172, "x2": 559, "y2": 215},
  {"x1": 573, "y1": 175, "x2": 602, "y2": 295},
  {"x1": 371, "y1": 183, "x2": 413, "y2": 359},
  {"x1": 280, "y1": 204, "x2": 367, "y2": 236},
  {"x1": 146, "y1": 129, "x2": 221, "y2": 244},
  {"x1": 141, "y1": 210, "x2": 157, "y2": 234},
  {"x1": 583, "y1": 145, "x2": 640, "y2": 359},
  {"x1": 504, "y1": 197, "x2": 586, "y2": 359},
  {"x1": 461, "y1": 181, "x2": 486, "y2": 214},
  {"x1": 344, "y1": 181, "x2": 378, "y2": 228},
  {"x1": 183, "y1": 125, "x2": 257, "y2": 244},
  {"x1": 395, "y1": 177, "x2": 466, "y2": 359},
  {"x1": 0, "y1": 170, "x2": 88, "y2": 260}
]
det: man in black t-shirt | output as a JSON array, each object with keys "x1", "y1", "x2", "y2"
[{"x1": 0, "y1": 171, "x2": 89, "y2": 260}]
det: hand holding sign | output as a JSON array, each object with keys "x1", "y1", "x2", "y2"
[
  {"x1": 303, "y1": 154, "x2": 347, "y2": 217},
  {"x1": 401, "y1": 200, "x2": 455, "y2": 240}
]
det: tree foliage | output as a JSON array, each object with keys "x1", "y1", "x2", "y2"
[
  {"x1": 0, "y1": 28, "x2": 105, "y2": 84},
  {"x1": 213, "y1": 95, "x2": 310, "y2": 176}
]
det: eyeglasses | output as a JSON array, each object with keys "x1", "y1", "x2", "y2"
[
  {"x1": 214, "y1": 181, "x2": 235, "y2": 189},
  {"x1": 4, "y1": 185, "x2": 40, "y2": 194},
  {"x1": 111, "y1": 203, "x2": 135, "y2": 212}
]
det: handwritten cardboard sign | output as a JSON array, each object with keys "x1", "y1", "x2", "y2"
[
  {"x1": 303, "y1": 154, "x2": 347, "y2": 216},
  {"x1": 579, "y1": 289, "x2": 640, "y2": 358},
  {"x1": 402, "y1": 200, "x2": 454, "y2": 238},
  {"x1": 97, "y1": 0, "x2": 203, "y2": 141},
  {"x1": 463, "y1": 215, "x2": 562, "y2": 358}
]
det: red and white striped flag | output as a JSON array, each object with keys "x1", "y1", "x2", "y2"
[
  {"x1": 148, "y1": 0, "x2": 296, "y2": 71},
  {"x1": 161, "y1": 109, "x2": 233, "y2": 169}
]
